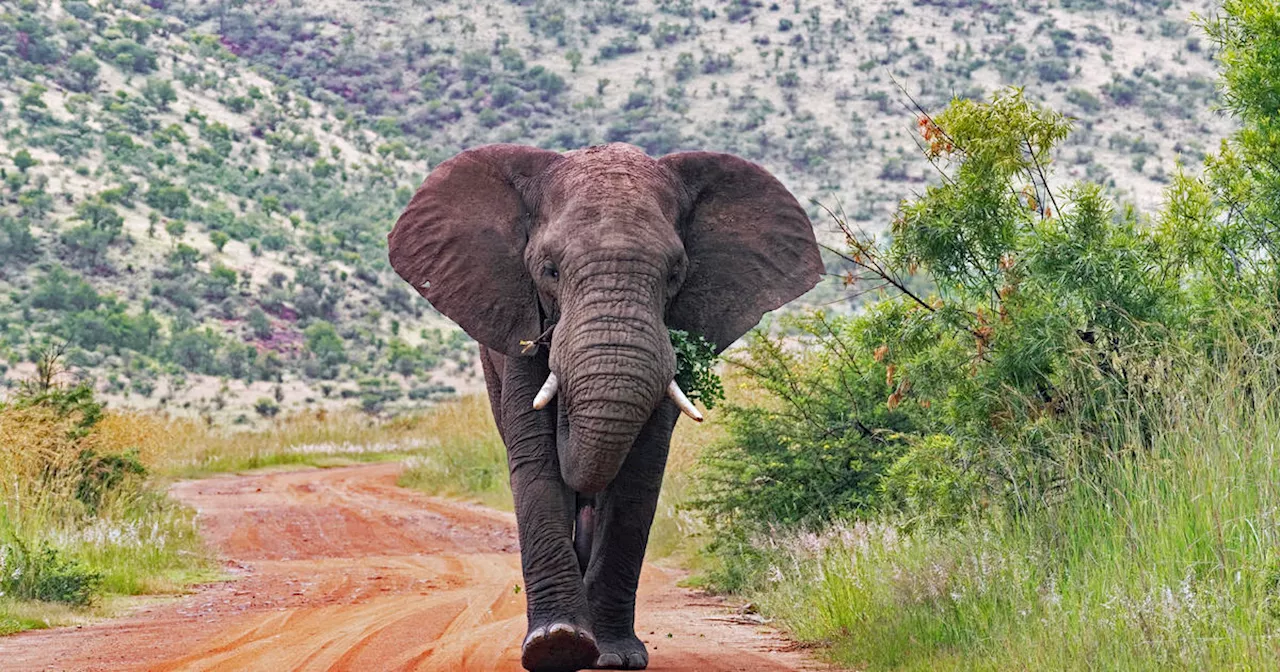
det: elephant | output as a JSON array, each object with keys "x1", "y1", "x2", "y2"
[{"x1": 388, "y1": 142, "x2": 821, "y2": 671}]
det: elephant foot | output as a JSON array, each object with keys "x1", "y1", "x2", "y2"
[
  {"x1": 521, "y1": 622, "x2": 599, "y2": 672},
  {"x1": 593, "y1": 634, "x2": 648, "y2": 670}
]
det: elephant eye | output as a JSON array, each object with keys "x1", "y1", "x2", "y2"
[{"x1": 542, "y1": 262, "x2": 559, "y2": 280}]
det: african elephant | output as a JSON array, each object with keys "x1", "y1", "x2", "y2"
[{"x1": 388, "y1": 143, "x2": 821, "y2": 671}]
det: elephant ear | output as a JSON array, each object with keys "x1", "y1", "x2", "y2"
[
  {"x1": 388, "y1": 144, "x2": 562, "y2": 357},
  {"x1": 660, "y1": 151, "x2": 822, "y2": 353}
]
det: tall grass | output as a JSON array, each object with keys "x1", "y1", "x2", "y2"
[
  {"x1": 646, "y1": 409, "x2": 722, "y2": 561},
  {"x1": 149, "y1": 408, "x2": 454, "y2": 476},
  {"x1": 394, "y1": 396, "x2": 512, "y2": 509},
  {"x1": 743, "y1": 348, "x2": 1280, "y2": 670},
  {"x1": 0, "y1": 373, "x2": 213, "y2": 635}
]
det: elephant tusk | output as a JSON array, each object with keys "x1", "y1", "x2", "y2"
[
  {"x1": 532, "y1": 372, "x2": 559, "y2": 410},
  {"x1": 667, "y1": 380, "x2": 704, "y2": 422}
]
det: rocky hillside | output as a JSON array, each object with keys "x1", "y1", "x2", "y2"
[{"x1": 0, "y1": 0, "x2": 1229, "y2": 420}]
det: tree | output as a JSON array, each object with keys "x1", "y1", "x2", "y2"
[
  {"x1": 142, "y1": 78, "x2": 177, "y2": 111},
  {"x1": 164, "y1": 219, "x2": 186, "y2": 240},
  {"x1": 260, "y1": 195, "x2": 280, "y2": 215},
  {"x1": 247, "y1": 308, "x2": 272, "y2": 339},
  {"x1": 210, "y1": 230, "x2": 230, "y2": 252},
  {"x1": 12, "y1": 149, "x2": 37, "y2": 173},
  {"x1": 18, "y1": 84, "x2": 48, "y2": 123},
  {"x1": 146, "y1": 182, "x2": 191, "y2": 217},
  {"x1": 697, "y1": 89, "x2": 1188, "y2": 530},
  {"x1": 304, "y1": 320, "x2": 346, "y2": 378},
  {"x1": 30, "y1": 266, "x2": 101, "y2": 312},
  {"x1": 14, "y1": 15, "x2": 60, "y2": 64},
  {"x1": 62, "y1": 200, "x2": 125, "y2": 265},
  {"x1": 0, "y1": 216, "x2": 39, "y2": 262},
  {"x1": 75, "y1": 200, "x2": 125, "y2": 236},
  {"x1": 66, "y1": 53, "x2": 100, "y2": 92},
  {"x1": 169, "y1": 243, "x2": 201, "y2": 267},
  {"x1": 1189, "y1": 0, "x2": 1280, "y2": 284}
]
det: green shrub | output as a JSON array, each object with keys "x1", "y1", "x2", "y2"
[
  {"x1": 12, "y1": 149, "x2": 37, "y2": 172},
  {"x1": 0, "y1": 354, "x2": 209, "y2": 620},
  {"x1": 693, "y1": 89, "x2": 1226, "y2": 571},
  {"x1": 1066, "y1": 87, "x2": 1102, "y2": 112},
  {"x1": 74, "y1": 449, "x2": 146, "y2": 513},
  {"x1": 747, "y1": 341, "x2": 1280, "y2": 669},
  {"x1": 30, "y1": 266, "x2": 101, "y2": 312},
  {"x1": 146, "y1": 182, "x2": 191, "y2": 217},
  {"x1": 253, "y1": 397, "x2": 280, "y2": 418},
  {"x1": 0, "y1": 216, "x2": 39, "y2": 261},
  {"x1": 0, "y1": 535, "x2": 102, "y2": 606}
]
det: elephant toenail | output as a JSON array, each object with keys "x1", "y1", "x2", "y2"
[{"x1": 523, "y1": 626, "x2": 546, "y2": 647}]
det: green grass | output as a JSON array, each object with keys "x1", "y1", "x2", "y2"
[
  {"x1": 0, "y1": 597, "x2": 92, "y2": 636},
  {"x1": 743, "y1": 361, "x2": 1280, "y2": 670},
  {"x1": 395, "y1": 396, "x2": 512, "y2": 510}
]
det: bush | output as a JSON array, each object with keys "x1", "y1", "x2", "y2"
[
  {"x1": 145, "y1": 182, "x2": 191, "y2": 217},
  {"x1": 253, "y1": 397, "x2": 280, "y2": 418},
  {"x1": 697, "y1": 8, "x2": 1280, "y2": 647},
  {"x1": 742, "y1": 343, "x2": 1280, "y2": 669},
  {"x1": 75, "y1": 449, "x2": 146, "y2": 513},
  {"x1": 92, "y1": 38, "x2": 157, "y2": 74},
  {"x1": 0, "y1": 536, "x2": 102, "y2": 605},
  {"x1": 0, "y1": 216, "x2": 39, "y2": 261},
  {"x1": 30, "y1": 266, "x2": 100, "y2": 312},
  {"x1": 304, "y1": 320, "x2": 346, "y2": 372},
  {"x1": 1066, "y1": 88, "x2": 1102, "y2": 112},
  {"x1": 693, "y1": 90, "x2": 1208, "y2": 554}
]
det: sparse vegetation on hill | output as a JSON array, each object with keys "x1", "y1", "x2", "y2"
[{"x1": 0, "y1": 0, "x2": 1230, "y2": 419}]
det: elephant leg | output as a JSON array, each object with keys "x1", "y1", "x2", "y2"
[
  {"x1": 585, "y1": 403, "x2": 679, "y2": 670},
  {"x1": 497, "y1": 354, "x2": 599, "y2": 672}
]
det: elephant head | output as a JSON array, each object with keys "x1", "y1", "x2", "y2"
[{"x1": 388, "y1": 143, "x2": 821, "y2": 494}]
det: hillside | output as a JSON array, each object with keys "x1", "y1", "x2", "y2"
[{"x1": 0, "y1": 0, "x2": 1230, "y2": 420}]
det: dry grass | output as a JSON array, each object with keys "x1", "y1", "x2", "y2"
[
  {"x1": 151, "y1": 404, "x2": 482, "y2": 476},
  {"x1": 0, "y1": 387, "x2": 213, "y2": 634},
  {"x1": 0, "y1": 405, "x2": 87, "y2": 520}
]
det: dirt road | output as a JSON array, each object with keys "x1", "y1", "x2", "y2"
[{"x1": 2, "y1": 463, "x2": 825, "y2": 671}]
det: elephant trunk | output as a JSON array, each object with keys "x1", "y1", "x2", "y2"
[{"x1": 551, "y1": 272, "x2": 675, "y2": 494}]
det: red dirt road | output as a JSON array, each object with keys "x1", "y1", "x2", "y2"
[{"x1": 1, "y1": 463, "x2": 827, "y2": 672}]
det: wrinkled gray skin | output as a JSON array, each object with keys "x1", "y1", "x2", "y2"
[{"x1": 389, "y1": 143, "x2": 821, "y2": 671}]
